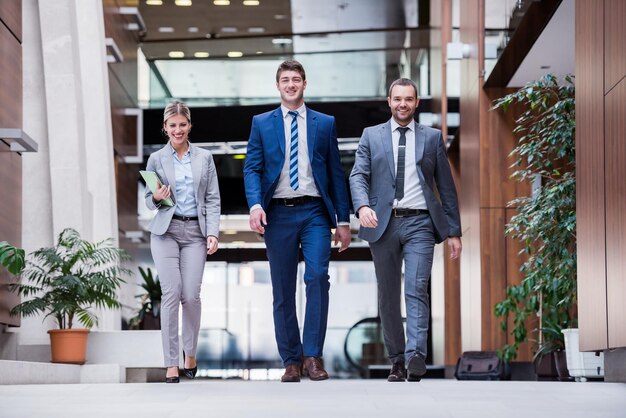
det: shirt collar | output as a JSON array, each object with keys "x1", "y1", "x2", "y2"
[
  {"x1": 391, "y1": 118, "x2": 414, "y2": 133},
  {"x1": 168, "y1": 141, "x2": 191, "y2": 157},
  {"x1": 281, "y1": 104, "x2": 306, "y2": 119}
]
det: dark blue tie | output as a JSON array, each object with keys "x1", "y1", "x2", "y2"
[
  {"x1": 395, "y1": 127, "x2": 409, "y2": 201},
  {"x1": 288, "y1": 111, "x2": 299, "y2": 190}
]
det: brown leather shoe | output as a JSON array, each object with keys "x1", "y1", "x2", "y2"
[
  {"x1": 387, "y1": 362, "x2": 405, "y2": 382},
  {"x1": 281, "y1": 364, "x2": 301, "y2": 382},
  {"x1": 303, "y1": 357, "x2": 329, "y2": 381},
  {"x1": 407, "y1": 355, "x2": 427, "y2": 382}
]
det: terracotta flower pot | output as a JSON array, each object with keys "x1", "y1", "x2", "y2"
[{"x1": 48, "y1": 328, "x2": 90, "y2": 364}]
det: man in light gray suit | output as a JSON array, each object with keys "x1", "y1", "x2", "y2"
[{"x1": 350, "y1": 78, "x2": 462, "y2": 382}]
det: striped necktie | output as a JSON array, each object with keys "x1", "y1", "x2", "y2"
[
  {"x1": 288, "y1": 110, "x2": 299, "y2": 190},
  {"x1": 395, "y1": 127, "x2": 409, "y2": 201}
]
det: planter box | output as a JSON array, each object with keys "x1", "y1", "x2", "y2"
[{"x1": 562, "y1": 328, "x2": 604, "y2": 381}]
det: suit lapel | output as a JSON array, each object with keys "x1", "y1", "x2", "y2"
[
  {"x1": 189, "y1": 144, "x2": 203, "y2": 198},
  {"x1": 382, "y1": 121, "x2": 395, "y2": 179},
  {"x1": 159, "y1": 144, "x2": 177, "y2": 205},
  {"x1": 414, "y1": 122, "x2": 425, "y2": 164},
  {"x1": 307, "y1": 108, "x2": 317, "y2": 162},
  {"x1": 272, "y1": 107, "x2": 286, "y2": 156}
]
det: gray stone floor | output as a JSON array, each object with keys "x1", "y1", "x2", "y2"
[{"x1": 1, "y1": 379, "x2": 625, "y2": 418}]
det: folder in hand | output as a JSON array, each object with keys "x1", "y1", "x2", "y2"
[{"x1": 140, "y1": 170, "x2": 174, "y2": 207}]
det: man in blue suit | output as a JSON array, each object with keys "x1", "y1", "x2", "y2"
[
  {"x1": 350, "y1": 78, "x2": 462, "y2": 382},
  {"x1": 243, "y1": 60, "x2": 351, "y2": 382}
]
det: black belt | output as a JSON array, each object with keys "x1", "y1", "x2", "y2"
[
  {"x1": 272, "y1": 196, "x2": 323, "y2": 207},
  {"x1": 172, "y1": 214, "x2": 198, "y2": 221},
  {"x1": 392, "y1": 208, "x2": 428, "y2": 217}
]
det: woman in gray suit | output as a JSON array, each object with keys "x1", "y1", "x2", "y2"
[{"x1": 145, "y1": 100, "x2": 220, "y2": 383}]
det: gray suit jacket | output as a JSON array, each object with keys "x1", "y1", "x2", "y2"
[
  {"x1": 144, "y1": 143, "x2": 221, "y2": 238},
  {"x1": 349, "y1": 120, "x2": 461, "y2": 244}
]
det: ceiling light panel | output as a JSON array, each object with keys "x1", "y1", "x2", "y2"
[
  {"x1": 175, "y1": 0, "x2": 193, "y2": 6},
  {"x1": 243, "y1": 0, "x2": 260, "y2": 5},
  {"x1": 168, "y1": 51, "x2": 185, "y2": 58},
  {"x1": 213, "y1": 0, "x2": 230, "y2": 5},
  {"x1": 145, "y1": 0, "x2": 162, "y2": 5}
]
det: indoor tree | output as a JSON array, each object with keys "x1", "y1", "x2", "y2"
[{"x1": 492, "y1": 74, "x2": 576, "y2": 363}]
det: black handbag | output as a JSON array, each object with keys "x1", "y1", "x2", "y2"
[{"x1": 454, "y1": 351, "x2": 510, "y2": 380}]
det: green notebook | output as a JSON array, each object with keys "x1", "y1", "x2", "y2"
[{"x1": 140, "y1": 170, "x2": 174, "y2": 207}]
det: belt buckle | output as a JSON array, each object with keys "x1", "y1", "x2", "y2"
[
  {"x1": 393, "y1": 208, "x2": 401, "y2": 217},
  {"x1": 284, "y1": 198, "x2": 295, "y2": 207}
]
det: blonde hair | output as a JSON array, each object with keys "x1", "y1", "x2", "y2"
[{"x1": 163, "y1": 100, "x2": 191, "y2": 123}]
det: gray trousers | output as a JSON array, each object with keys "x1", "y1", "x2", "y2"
[
  {"x1": 369, "y1": 213, "x2": 435, "y2": 364},
  {"x1": 150, "y1": 219, "x2": 207, "y2": 367}
]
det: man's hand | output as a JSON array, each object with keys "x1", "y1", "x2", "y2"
[
  {"x1": 334, "y1": 225, "x2": 351, "y2": 252},
  {"x1": 357, "y1": 206, "x2": 378, "y2": 228},
  {"x1": 207, "y1": 236, "x2": 218, "y2": 255},
  {"x1": 249, "y1": 208, "x2": 267, "y2": 234},
  {"x1": 448, "y1": 237, "x2": 462, "y2": 260}
]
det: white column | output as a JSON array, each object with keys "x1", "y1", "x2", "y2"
[{"x1": 20, "y1": 0, "x2": 121, "y2": 346}]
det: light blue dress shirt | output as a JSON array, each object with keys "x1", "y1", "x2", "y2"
[{"x1": 170, "y1": 144, "x2": 198, "y2": 217}]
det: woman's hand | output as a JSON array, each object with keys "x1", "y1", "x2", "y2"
[
  {"x1": 207, "y1": 236, "x2": 218, "y2": 255},
  {"x1": 153, "y1": 182, "x2": 171, "y2": 202}
]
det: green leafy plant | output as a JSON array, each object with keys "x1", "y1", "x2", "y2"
[
  {"x1": 492, "y1": 74, "x2": 576, "y2": 363},
  {"x1": 129, "y1": 266, "x2": 162, "y2": 330},
  {"x1": 0, "y1": 241, "x2": 26, "y2": 275},
  {"x1": 9, "y1": 228, "x2": 132, "y2": 329}
]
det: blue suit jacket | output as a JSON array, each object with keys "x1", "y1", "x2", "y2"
[{"x1": 243, "y1": 106, "x2": 349, "y2": 227}]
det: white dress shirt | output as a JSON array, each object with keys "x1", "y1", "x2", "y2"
[
  {"x1": 391, "y1": 119, "x2": 427, "y2": 210},
  {"x1": 273, "y1": 104, "x2": 320, "y2": 199}
]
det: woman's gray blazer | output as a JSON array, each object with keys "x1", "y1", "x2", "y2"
[{"x1": 144, "y1": 143, "x2": 221, "y2": 238}]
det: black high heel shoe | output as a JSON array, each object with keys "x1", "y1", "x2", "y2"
[
  {"x1": 183, "y1": 351, "x2": 198, "y2": 379},
  {"x1": 165, "y1": 367, "x2": 180, "y2": 383}
]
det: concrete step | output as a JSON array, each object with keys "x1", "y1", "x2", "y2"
[{"x1": 0, "y1": 360, "x2": 124, "y2": 385}]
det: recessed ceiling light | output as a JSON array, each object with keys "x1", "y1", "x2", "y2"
[
  {"x1": 169, "y1": 51, "x2": 185, "y2": 58},
  {"x1": 256, "y1": 51, "x2": 264, "y2": 54},
  {"x1": 221, "y1": 27, "x2": 238, "y2": 33},
  {"x1": 274, "y1": 14, "x2": 287, "y2": 20},
  {"x1": 175, "y1": 0, "x2": 192, "y2": 5},
  {"x1": 146, "y1": 0, "x2": 163, "y2": 5},
  {"x1": 188, "y1": 27, "x2": 199, "y2": 33},
  {"x1": 158, "y1": 27, "x2": 175, "y2": 33},
  {"x1": 194, "y1": 52, "x2": 210, "y2": 58},
  {"x1": 227, "y1": 51, "x2": 243, "y2": 58},
  {"x1": 272, "y1": 38, "x2": 293, "y2": 45},
  {"x1": 248, "y1": 27, "x2": 265, "y2": 33},
  {"x1": 243, "y1": 0, "x2": 260, "y2": 5},
  {"x1": 214, "y1": 0, "x2": 230, "y2": 5}
]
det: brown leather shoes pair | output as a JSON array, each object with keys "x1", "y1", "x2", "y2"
[{"x1": 280, "y1": 357, "x2": 329, "y2": 382}]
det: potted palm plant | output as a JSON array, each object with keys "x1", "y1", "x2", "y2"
[
  {"x1": 492, "y1": 74, "x2": 576, "y2": 379},
  {"x1": 129, "y1": 266, "x2": 161, "y2": 330},
  {"x1": 8, "y1": 228, "x2": 131, "y2": 364}
]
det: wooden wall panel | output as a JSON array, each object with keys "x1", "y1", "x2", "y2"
[
  {"x1": 605, "y1": 78, "x2": 626, "y2": 348},
  {"x1": 0, "y1": 0, "x2": 22, "y2": 42},
  {"x1": 481, "y1": 89, "x2": 530, "y2": 209},
  {"x1": 576, "y1": 0, "x2": 608, "y2": 351},
  {"x1": 604, "y1": 0, "x2": 626, "y2": 93},
  {"x1": 0, "y1": 142, "x2": 22, "y2": 326},
  {"x1": 0, "y1": 22, "x2": 22, "y2": 128},
  {"x1": 479, "y1": 208, "x2": 507, "y2": 351}
]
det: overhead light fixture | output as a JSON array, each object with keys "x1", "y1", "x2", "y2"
[
  {"x1": 243, "y1": 0, "x2": 260, "y2": 5},
  {"x1": 248, "y1": 27, "x2": 265, "y2": 33},
  {"x1": 158, "y1": 26, "x2": 175, "y2": 33},
  {"x1": 221, "y1": 26, "x2": 237, "y2": 33},
  {"x1": 188, "y1": 27, "x2": 199, "y2": 33},
  {"x1": 214, "y1": 0, "x2": 230, "y2": 5},
  {"x1": 256, "y1": 51, "x2": 263, "y2": 54},
  {"x1": 272, "y1": 38, "x2": 293, "y2": 45},
  {"x1": 227, "y1": 51, "x2": 243, "y2": 58},
  {"x1": 175, "y1": 0, "x2": 193, "y2": 5},
  {"x1": 274, "y1": 14, "x2": 287, "y2": 20},
  {"x1": 145, "y1": 0, "x2": 163, "y2": 5},
  {"x1": 194, "y1": 52, "x2": 210, "y2": 58},
  {"x1": 169, "y1": 51, "x2": 185, "y2": 58}
]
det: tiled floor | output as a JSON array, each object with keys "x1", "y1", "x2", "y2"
[{"x1": 0, "y1": 379, "x2": 624, "y2": 418}]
